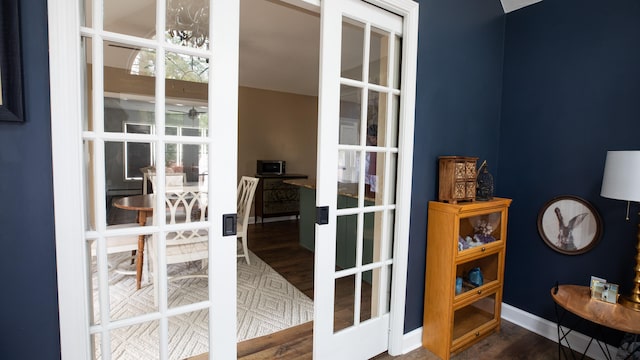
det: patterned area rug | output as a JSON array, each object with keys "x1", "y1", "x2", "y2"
[{"x1": 93, "y1": 251, "x2": 314, "y2": 359}]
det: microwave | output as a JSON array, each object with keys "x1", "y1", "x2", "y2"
[{"x1": 257, "y1": 160, "x2": 286, "y2": 175}]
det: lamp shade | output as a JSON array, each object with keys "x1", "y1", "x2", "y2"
[{"x1": 601, "y1": 151, "x2": 640, "y2": 202}]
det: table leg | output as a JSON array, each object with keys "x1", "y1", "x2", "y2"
[
  {"x1": 619, "y1": 334, "x2": 640, "y2": 360},
  {"x1": 554, "y1": 300, "x2": 616, "y2": 360},
  {"x1": 136, "y1": 210, "x2": 148, "y2": 290}
]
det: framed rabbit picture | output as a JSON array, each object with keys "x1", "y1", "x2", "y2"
[{"x1": 537, "y1": 195, "x2": 603, "y2": 255}]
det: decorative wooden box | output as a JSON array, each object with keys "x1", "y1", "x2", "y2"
[{"x1": 438, "y1": 156, "x2": 478, "y2": 203}]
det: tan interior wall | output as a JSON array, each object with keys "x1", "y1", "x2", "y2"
[
  {"x1": 103, "y1": 65, "x2": 208, "y2": 100},
  {"x1": 238, "y1": 86, "x2": 318, "y2": 181},
  {"x1": 99, "y1": 66, "x2": 318, "y2": 184}
]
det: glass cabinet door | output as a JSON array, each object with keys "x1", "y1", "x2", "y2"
[
  {"x1": 454, "y1": 252, "x2": 500, "y2": 298},
  {"x1": 457, "y1": 210, "x2": 503, "y2": 256},
  {"x1": 452, "y1": 292, "x2": 498, "y2": 349}
]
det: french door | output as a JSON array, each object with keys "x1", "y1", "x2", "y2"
[
  {"x1": 314, "y1": 0, "x2": 417, "y2": 358},
  {"x1": 51, "y1": 0, "x2": 417, "y2": 358},
  {"x1": 50, "y1": 0, "x2": 239, "y2": 358}
]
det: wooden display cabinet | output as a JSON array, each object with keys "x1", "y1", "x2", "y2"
[{"x1": 422, "y1": 198, "x2": 512, "y2": 360}]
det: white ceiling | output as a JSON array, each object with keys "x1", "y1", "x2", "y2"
[
  {"x1": 100, "y1": 0, "x2": 320, "y2": 97},
  {"x1": 239, "y1": 1, "x2": 320, "y2": 96},
  {"x1": 101, "y1": 0, "x2": 543, "y2": 103}
]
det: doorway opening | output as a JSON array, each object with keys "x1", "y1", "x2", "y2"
[{"x1": 236, "y1": 0, "x2": 320, "y2": 350}]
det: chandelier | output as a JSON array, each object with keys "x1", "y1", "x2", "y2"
[{"x1": 166, "y1": 0, "x2": 209, "y2": 48}]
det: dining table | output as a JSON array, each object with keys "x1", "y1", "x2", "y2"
[{"x1": 112, "y1": 194, "x2": 154, "y2": 290}]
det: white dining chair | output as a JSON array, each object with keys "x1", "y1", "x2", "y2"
[
  {"x1": 237, "y1": 176, "x2": 259, "y2": 265},
  {"x1": 90, "y1": 223, "x2": 141, "y2": 275},
  {"x1": 143, "y1": 167, "x2": 186, "y2": 194},
  {"x1": 147, "y1": 177, "x2": 258, "y2": 304},
  {"x1": 147, "y1": 190, "x2": 209, "y2": 304}
]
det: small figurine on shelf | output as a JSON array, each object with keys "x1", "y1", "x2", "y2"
[
  {"x1": 476, "y1": 160, "x2": 494, "y2": 201},
  {"x1": 466, "y1": 235, "x2": 484, "y2": 247},
  {"x1": 473, "y1": 218, "x2": 497, "y2": 244},
  {"x1": 459, "y1": 235, "x2": 484, "y2": 250},
  {"x1": 458, "y1": 236, "x2": 470, "y2": 250},
  {"x1": 458, "y1": 236, "x2": 463, "y2": 250},
  {"x1": 468, "y1": 212, "x2": 500, "y2": 245}
]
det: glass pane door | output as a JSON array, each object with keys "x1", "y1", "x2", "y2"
[
  {"x1": 315, "y1": 0, "x2": 403, "y2": 358},
  {"x1": 80, "y1": 0, "x2": 238, "y2": 359}
]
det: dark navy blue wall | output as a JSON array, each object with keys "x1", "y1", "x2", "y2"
[
  {"x1": 6, "y1": 0, "x2": 507, "y2": 354},
  {"x1": 0, "y1": 0, "x2": 60, "y2": 359},
  {"x1": 405, "y1": 0, "x2": 506, "y2": 332},
  {"x1": 500, "y1": 0, "x2": 640, "y2": 340},
  {"x1": 13, "y1": 0, "x2": 636, "y2": 354}
]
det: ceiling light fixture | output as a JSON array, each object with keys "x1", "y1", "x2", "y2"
[{"x1": 166, "y1": 0, "x2": 209, "y2": 48}]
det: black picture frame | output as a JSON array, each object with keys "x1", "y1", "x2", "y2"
[
  {"x1": 537, "y1": 195, "x2": 603, "y2": 255},
  {"x1": 0, "y1": 0, "x2": 24, "y2": 122}
]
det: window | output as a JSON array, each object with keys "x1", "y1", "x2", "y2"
[
  {"x1": 165, "y1": 126, "x2": 178, "y2": 166},
  {"x1": 124, "y1": 123, "x2": 152, "y2": 180},
  {"x1": 123, "y1": 122, "x2": 208, "y2": 182}
]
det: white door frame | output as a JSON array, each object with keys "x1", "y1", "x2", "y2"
[
  {"x1": 49, "y1": 0, "x2": 417, "y2": 357},
  {"x1": 49, "y1": 1, "x2": 91, "y2": 357},
  {"x1": 369, "y1": 2, "x2": 419, "y2": 354},
  {"x1": 49, "y1": 1, "x2": 239, "y2": 359}
]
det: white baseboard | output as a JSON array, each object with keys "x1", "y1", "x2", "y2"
[
  {"x1": 401, "y1": 303, "x2": 619, "y2": 359},
  {"x1": 501, "y1": 303, "x2": 618, "y2": 360},
  {"x1": 501, "y1": 302, "x2": 559, "y2": 342}
]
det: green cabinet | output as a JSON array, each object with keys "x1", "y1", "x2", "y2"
[
  {"x1": 297, "y1": 187, "x2": 373, "y2": 282},
  {"x1": 298, "y1": 186, "x2": 316, "y2": 252}
]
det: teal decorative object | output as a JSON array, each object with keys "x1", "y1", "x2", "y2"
[{"x1": 468, "y1": 267, "x2": 484, "y2": 287}]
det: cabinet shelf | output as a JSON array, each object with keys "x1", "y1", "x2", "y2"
[{"x1": 422, "y1": 198, "x2": 511, "y2": 360}]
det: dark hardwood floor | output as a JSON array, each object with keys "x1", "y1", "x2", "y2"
[
  {"x1": 231, "y1": 220, "x2": 588, "y2": 360},
  {"x1": 245, "y1": 220, "x2": 315, "y2": 299}
]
